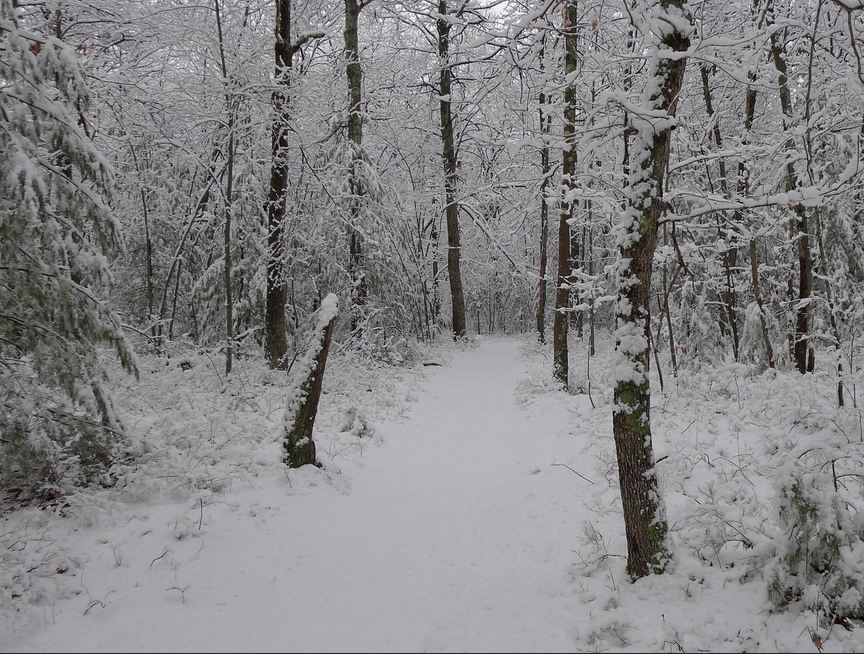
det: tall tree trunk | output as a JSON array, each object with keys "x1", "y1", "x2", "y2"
[
  {"x1": 553, "y1": 1, "x2": 577, "y2": 386},
  {"x1": 142, "y1": 186, "x2": 154, "y2": 333},
  {"x1": 699, "y1": 65, "x2": 739, "y2": 360},
  {"x1": 345, "y1": 0, "x2": 368, "y2": 335},
  {"x1": 127, "y1": 145, "x2": 156, "y2": 341},
  {"x1": 431, "y1": 211, "x2": 441, "y2": 322},
  {"x1": 736, "y1": 47, "x2": 775, "y2": 369},
  {"x1": 264, "y1": 0, "x2": 292, "y2": 368},
  {"x1": 768, "y1": 4, "x2": 812, "y2": 373},
  {"x1": 749, "y1": 239, "x2": 775, "y2": 367},
  {"x1": 612, "y1": 0, "x2": 691, "y2": 579},
  {"x1": 588, "y1": 225, "x2": 595, "y2": 356},
  {"x1": 537, "y1": 30, "x2": 551, "y2": 345},
  {"x1": 813, "y1": 209, "x2": 844, "y2": 404},
  {"x1": 168, "y1": 260, "x2": 182, "y2": 340},
  {"x1": 214, "y1": 0, "x2": 234, "y2": 376},
  {"x1": 437, "y1": 0, "x2": 466, "y2": 338}
]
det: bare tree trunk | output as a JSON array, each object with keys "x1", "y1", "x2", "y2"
[
  {"x1": 813, "y1": 209, "x2": 844, "y2": 404},
  {"x1": 803, "y1": 2, "x2": 838, "y2": 394},
  {"x1": 345, "y1": 0, "x2": 368, "y2": 334},
  {"x1": 735, "y1": 47, "x2": 775, "y2": 369},
  {"x1": 214, "y1": 0, "x2": 234, "y2": 376},
  {"x1": 127, "y1": 146, "x2": 156, "y2": 341},
  {"x1": 168, "y1": 260, "x2": 182, "y2": 340},
  {"x1": 569, "y1": 227, "x2": 581, "y2": 333},
  {"x1": 437, "y1": 0, "x2": 466, "y2": 339},
  {"x1": 431, "y1": 210, "x2": 441, "y2": 322},
  {"x1": 588, "y1": 225, "x2": 595, "y2": 356},
  {"x1": 264, "y1": 6, "x2": 322, "y2": 366},
  {"x1": 553, "y1": 1, "x2": 577, "y2": 387},
  {"x1": 699, "y1": 65, "x2": 739, "y2": 360},
  {"x1": 768, "y1": 3, "x2": 812, "y2": 373},
  {"x1": 749, "y1": 239, "x2": 775, "y2": 367},
  {"x1": 264, "y1": 0, "x2": 292, "y2": 368},
  {"x1": 537, "y1": 30, "x2": 551, "y2": 345},
  {"x1": 612, "y1": 0, "x2": 691, "y2": 580},
  {"x1": 142, "y1": 186, "x2": 156, "y2": 336}
]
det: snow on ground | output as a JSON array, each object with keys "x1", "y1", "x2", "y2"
[{"x1": 2, "y1": 337, "x2": 863, "y2": 652}]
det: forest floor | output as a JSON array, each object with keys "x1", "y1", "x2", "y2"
[{"x1": 2, "y1": 337, "x2": 864, "y2": 652}]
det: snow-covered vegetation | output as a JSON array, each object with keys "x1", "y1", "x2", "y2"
[{"x1": 3, "y1": 0, "x2": 864, "y2": 650}]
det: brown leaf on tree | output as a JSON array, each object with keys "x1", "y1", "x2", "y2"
[{"x1": 29, "y1": 42, "x2": 42, "y2": 55}]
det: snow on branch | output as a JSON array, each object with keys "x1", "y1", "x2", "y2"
[{"x1": 290, "y1": 31, "x2": 325, "y2": 56}]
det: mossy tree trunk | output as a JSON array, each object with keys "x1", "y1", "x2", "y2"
[
  {"x1": 283, "y1": 309, "x2": 337, "y2": 468},
  {"x1": 612, "y1": 0, "x2": 691, "y2": 580}
]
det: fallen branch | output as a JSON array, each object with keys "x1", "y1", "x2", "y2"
[{"x1": 551, "y1": 462, "x2": 595, "y2": 484}]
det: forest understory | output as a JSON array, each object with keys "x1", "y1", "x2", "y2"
[
  {"x1": 1, "y1": 336, "x2": 863, "y2": 652},
  {"x1": 3, "y1": 0, "x2": 864, "y2": 650}
]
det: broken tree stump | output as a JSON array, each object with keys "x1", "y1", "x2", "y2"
[{"x1": 283, "y1": 293, "x2": 338, "y2": 468}]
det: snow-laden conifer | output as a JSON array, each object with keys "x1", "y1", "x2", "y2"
[{"x1": 0, "y1": 0, "x2": 136, "y2": 498}]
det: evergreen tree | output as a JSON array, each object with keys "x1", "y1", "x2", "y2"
[{"x1": 0, "y1": 0, "x2": 136, "y2": 497}]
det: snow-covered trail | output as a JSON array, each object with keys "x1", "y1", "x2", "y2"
[{"x1": 8, "y1": 339, "x2": 590, "y2": 653}]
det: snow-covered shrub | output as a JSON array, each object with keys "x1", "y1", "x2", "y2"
[
  {"x1": 675, "y1": 281, "x2": 727, "y2": 368},
  {"x1": 337, "y1": 406, "x2": 373, "y2": 438},
  {"x1": 0, "y1": 1, "x2": 136, "y2": 499},
  {"x1": 0, "y1": 376, "x2": 124, "y2": 501},
  {"x1": 768, "y1": 436, "x2": 864, "y2": 622}
]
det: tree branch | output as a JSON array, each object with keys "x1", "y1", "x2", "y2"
[{"x1": 290, "y1": 31, "x2": 325, "y2": 56}]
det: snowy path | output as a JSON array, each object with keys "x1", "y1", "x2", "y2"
[{"x1": 7, "y1": 339, "x2": 589, "y2": 653}]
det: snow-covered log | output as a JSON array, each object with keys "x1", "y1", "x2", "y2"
[{"x1": 282, "y1": 293, "x2": 338, "y2": 468}]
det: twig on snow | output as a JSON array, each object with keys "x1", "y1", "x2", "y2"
[{"x1": 551, "y1": 462, "x2": 595, "y2": 484}]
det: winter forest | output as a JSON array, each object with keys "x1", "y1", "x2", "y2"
[{"x1": 3, "y1": 0, "x2": 864, "y2": 650}]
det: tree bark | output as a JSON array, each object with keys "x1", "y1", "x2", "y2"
[
  {"x1": 214, "y1": 0, "x2": 234, "y2": 376},
  {"x1": 430, "y1": 203, "x2": 441, "y2": 322},
  {"x1": 553, "y1": 1, "x2": 577, "y2": 386},
  {"x1": 749, "y1": 239, "x2": 775, "y2": 367},
  {"x1": 437, "y1": 0, "x2": 467, "y2": 339},
  {"x1": 264, "y1": 0, "x2": 292, "y2": 368},
  {"x1": 612, "y1": 0, "x2": 691, "y2": 580},
  {"x1": 345, "y1": 0, "x2": 368, "y2": 334},
  {"x1": 768, "y1": 5, "x2": 812, "y2": 373},
  {"x1": 537, "y1": 29, "x2": 551, "y2": 345},
  {"x1": 699, "y1": 65, "x2": 739, "y2": 360},
  {"x1": 736, "y1": 51, "x2": 775, "y2": 369},
  {"x1": 283, "y1": 302, "x2": 337, "y2": 468}
]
